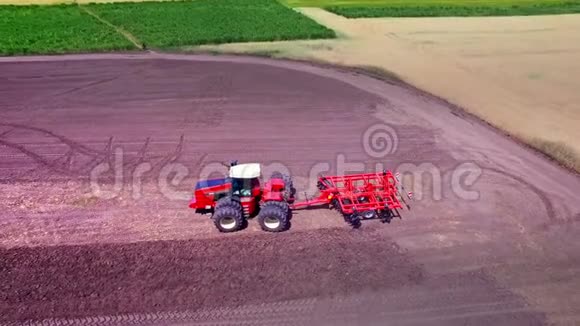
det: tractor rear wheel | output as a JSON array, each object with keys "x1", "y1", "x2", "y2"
[
  {"x1": 212, "y1": 206, "x2": 244, "y2": 233},
  {"x1": 265, "y1": 200, "x2": 289, "y2": 213},
  {"x1": 270, "y1": 172, "x2": 296, "y2": 201},
  {"x1": 258, "y1": 201, "x2": 289, "y2": 232},
  {"x1": 264, "y1": 200, "x2": 292, "y2": 221}
]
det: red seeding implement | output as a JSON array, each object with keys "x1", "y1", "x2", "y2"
[{"x1": 189, "y1": 161, "x2": 413, "y2": 233}]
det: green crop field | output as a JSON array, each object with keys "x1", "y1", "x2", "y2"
[
  {"x1": 327, "y1": 1, "x2": 580, "y2": 17},
  {"x1": 0, "y1": 0, "x2": 334, "y2": 56},
  {"x1": 0, "y1": 5, "x2": 133, "y2": 55},
  {"x1": 87, "y1": 0, "x2": 335, "y2": 48},
  {"x1": 283, "y1": 0, "x2": 580, "y2": 17},
  {"x1": 284, "y1": 0, "x2": 573, "y2": 6}
]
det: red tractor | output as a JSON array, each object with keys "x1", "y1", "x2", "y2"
[{"x1": 189, "y1": 161, "x2": 412, "y2": 233}]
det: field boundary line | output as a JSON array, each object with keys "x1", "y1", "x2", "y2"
[{"x1": 78, "y1": 5, "x2": 145, "y2": 51}]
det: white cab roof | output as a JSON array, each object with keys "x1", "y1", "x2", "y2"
[{"x1": 229, "y1": 163, "x2": 261, "y2": 179}]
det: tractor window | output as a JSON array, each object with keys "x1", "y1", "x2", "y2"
[{"x1": 232, "y1": 178, "x2": 252, "y2": 197}]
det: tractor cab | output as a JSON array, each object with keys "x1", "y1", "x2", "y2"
[
  {"x1": 229, "y1": 163, "x2": 261, "y2": 198},
  {"x1": 189, "y1": 162, "x2": 262, "y2": 215}
]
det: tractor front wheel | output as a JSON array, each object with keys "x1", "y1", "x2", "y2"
[
  {"x1": 215, "y1": 196, "x2": 242, "y2": 211},
  {"x1": 212, "y1": 206, "x2": 244, "y2": 233},
  {"x1": 258, "y1": 201, "x2": 290, "y2": 232}
]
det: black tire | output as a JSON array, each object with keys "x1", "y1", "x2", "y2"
[
  {"x1": 272, "y1": 201, "x2": 294, "y2": 220},
  {"x1": 346, "y1": 213, "x2": 362, "y2": 229},
  {"x1": 212, "y1": 206, "x2": 244, "y2": 233},
  {"x1": 361, "y1": 210, "x2": 377, "y2": 219},
  {"x1": 265, "y1": 200, "x2": 289, "y2": 213},
  {"x1": 266, "y1": 200, "x2": 293, "y2": 220},
  {"x1": 331, "y1": 198, "x2": 342, "y2": 212},
  {"x1": 379, "y1": 209, "x2": 393, "y2": 223},
  {"x1": 270, "y1": 172, "x2": 296, "y2": 201},
  {"x1": 258, "y1": 201, "x2": 289, "y2": 232},
  {"x1": 215, "y1": 196, "x2": 242, "y2": 211}
]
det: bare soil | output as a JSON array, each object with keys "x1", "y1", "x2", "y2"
[{"x1": 0, "y1": 54, "x2": 579, "y2": 325}]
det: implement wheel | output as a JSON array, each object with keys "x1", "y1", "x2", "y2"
[
  {"x1": 346, "y1": 213, "x2": 362, "y2": 229},
  {"x1": 258, "y1": 201, "x2": 289, "y2": 232},
  {"x1": 331, "y1": 198, "x2": 341, "y2": 211},
  {"x1": 361, "y1": 210, "x2": 377, "y2": 219},
  {"x1": 212, "y1": 206, "x2": 244, "y2": 233}
]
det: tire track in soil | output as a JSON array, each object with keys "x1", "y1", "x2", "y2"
[
  {"x1": 483, "y1": 166, "x2": 556, "y2": 221},
  {"x1": 0, "y1": 123, "x2": 186, "y2": 181}
]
